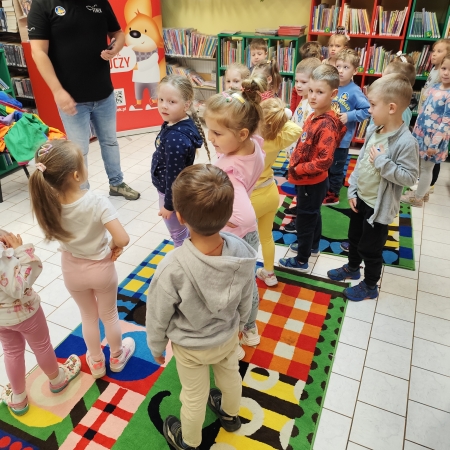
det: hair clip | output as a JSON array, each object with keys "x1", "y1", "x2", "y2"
[
  {"x1": 396, "y1": 51, "x2": 407, "y2": 63},
  {"x1": 35, "y1": 163, "x2": 46, "y2": 173},
  {"x1": 231, "y1": 93, "x2": 245, "y2": 104},
  {"x1": 37, "y1": 143, "x2": 53, "y2": 157},
  {"x1": 222, "y1": 92, "x2": 232, "y2": 102},
  {"x1": 334, "y1": 26, "x2": 350, "y2": 40}
]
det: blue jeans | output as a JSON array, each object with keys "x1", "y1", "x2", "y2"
[
  {"x1": 242, "y1": 230, "x2": 260, "y2": 331},
  {"x1": 58, "y1": 92, "x2": 123, "y2": 187},
  {"x1": 329, "y1": 147, "x2": 349, "y2": 195}
]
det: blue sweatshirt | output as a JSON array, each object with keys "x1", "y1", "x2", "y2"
[
  {"x1": 151, "y1": 117, "x2": 203, "y2": 211},
  {"x1": 332, "y1": 81, "x2": 370, "y2": 149}
]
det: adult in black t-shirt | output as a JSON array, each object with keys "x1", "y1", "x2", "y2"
[{"x1": 28, "y1": 0, "x2": 140, "y2": 200}]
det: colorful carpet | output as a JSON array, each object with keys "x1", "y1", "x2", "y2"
[
  {"x1": 0, "y1": 240, "x2": 349, "y2": 450},
  {"x1": 272, "y1": 155, "x2": 415, "y2": 270}
]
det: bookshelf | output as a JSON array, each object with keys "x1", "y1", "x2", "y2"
[{"x1": 216, "y1": 32, "x2": 306, "y2": 104}]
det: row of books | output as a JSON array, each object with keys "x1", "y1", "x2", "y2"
[
  {"x1": 0, "y1": 77, "x2": 8, "y2": 91},
  {"x1": 355, "y1": 118, "x2": 370, "y2": 140},
  {"x1": 0, "y1": 43, "x2": 26, "y2": 67},
  {"x1": 312, "y1": 4, "x2": 340, "y2": 32},
  {"x1": 276, "y1": 41, "x2": 296, "y2": 73},
  {"x1": 166, "y1": 63, "x2": 216, "y2": 89},
  {"x1": 409, "y1": 46, "x2": 433, "y2": 77},
  {"x1": 373, "y1": 6, "x2": 408, "y2": 36},
  {"x1": 342, "y1": 7, "x2": 371, "y2": 35},
  {"x1": 279, "y1": 78, "x2": 293, "y2": 106},
  {"x1": 163, "y1": 28, "x2": 217, "y2": 58},
  {"x1": 367, "y1": 45, "x2": 394, "y2": 73},
  {"x1": 408, "y1": 10, "x2": 440, "y2": 38},
  {"x1": 1, "y1": 0, "x2": 17, "y2": 33},
  {"x1": 11, "y1": 76, "x2": 34, "y2": 99},
  {"x1": 254, "y1": 25, "x2": 306, "y2": 37},
  {"x1": 0, "y1": 151, "x2": 14, "y2": 170},
  {"x1": 0, "y1": 9, "x2": 8, "y2": 31},
  {"x1": 220, "y1": 38, "x2": 243, "y2": 67}
]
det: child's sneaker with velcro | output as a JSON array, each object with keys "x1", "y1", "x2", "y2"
[
  {"x1": 208, "y1": 388, "x2": 242, "y2": 432},
  {"x1": 279, "y1": 257, "x2": 310, "y2": 273},
  {"x1": 344, "y1": 281, "x2": 379, "y2": 302},
  {"x1": 110, "y1": 337, "x2": 135, "y2": 372},
  {"x1": 50, "y1": 354, "x2": 82, "y2": 392},
  {"x1": 163, "y1": 415, "x2": 197, "y2": 449},
  {"x1": 241, "y1": 325, "x2": 260, "y2": 346},
  {"x1": 1, "y1": 384, "x2": 28, "y2": 416},
  {"x1": 327, "y1": 264, "x2": 361, "y2": 281},
  {"x1": 289, "y1": 242, "x2": 320, "y2": 256},
  {"x1": 256, "y1": 268, "x2": 278, "y2": 286},
  {"x1": 86, "y1": 351, "x2": 106, "y2": 379}
]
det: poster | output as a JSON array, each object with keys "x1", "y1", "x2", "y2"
[{"x1": 108, "y1": 0, "x2": 166, "y2": 133}]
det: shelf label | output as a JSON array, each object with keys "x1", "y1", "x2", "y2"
[
  {"x1": 423, "y1": 71, "x2": 430, "y2": 77},
  {"x1": 324, "y1": 27, "x2": 331, "y2": 32},
  {"x1": 357, "y1": 66, "x2": 364, "y2": 73},
  {"x1": 368, "y1": 68, "x2": 375, "y2": 74},
  {"x1": 425, "y1": 31, "x2": 432, "y2": 38}
]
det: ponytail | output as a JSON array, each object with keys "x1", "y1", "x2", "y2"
[
  {"x1": 260, "y1": 97, "x2": 288, "y2": 141},
  {"x1": 252, "y1": 59, "x2": 282, "y2": 93}
]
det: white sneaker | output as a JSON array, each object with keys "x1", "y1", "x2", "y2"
[
  {"x1": 241, "y1": 325, "x2": 260, "y2": 346},
  {"x1": 256, "y1": 268, "x2": 278, "y2": 287},
  {"x1": 86, "y1": 351, "x2": 106, "y2": 379},
  {"x1": 237, "y1": 345, "x2": 245, "y2": 360},
  {"x1": 110, "y1": 337, "x2": 135, "y2": 372}
]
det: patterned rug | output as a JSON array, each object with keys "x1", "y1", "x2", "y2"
[
  {"x1": 0, "y1": 241, "x2": 349, "y2": 450},
  {"x1": 272, "y1": 155, "x2": 415, "y2": 270}
]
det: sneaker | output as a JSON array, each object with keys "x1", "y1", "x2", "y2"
[
  {"x1": 327, "y1": 264, "x2": 361, "y2": 281},
  {"x1": 344, "y1": 281, "x2": 379, "y2": 302},
  {"x1": 86, "y1": 351, "x2": 106, "y2": 379},
  {"x1": 49, "y1": 354, "x2": 82, "y2": 393},
  {"x1": 1, "y1": 385, "x2": 29, "y2": 416},
  {"x1": 109, "y1": 182, "x2": 140, "y2": 201},
  {"x1": 400, "y1": 193, "x2": 423, "y2": 207},
  {"x1": 256, "y1": 268, "x2": 278, "y2": 286},
  {"x1": 279, "y1": 257, "x2": 310, "y2": 273},
  {"x1": 322, "y1": 192, "x2": 340, "y2": 206},
  {"x1": 423, "y1": 191, "x2": 430, "y2": 202},
  {"x1": 340, "y1": 242, "x2": 350, "y2": 252},
  {"x1": 289, "y1": 242, "x2": 320, "y2": 256},
  {"x1": 237, "y1": 345, "x2": 245, "y2": 360},
  {"x1": 283, "y1": 221, "x2": 297, "y2": 233},
  {"x1": 208, "y1": 388, "x2": 242, "y2": 432},
  {"x1": 284, "y1": 206, "x2": 297, "y2": 217},
  {"x1": 241, "y1": 325, "x2": 260, "y2": 346},
  {"x1": 163, "y1": 415, "x2": 197, "y2": 450},
  {"x1": 110, "y1": 337, "x2": 135, "y2": 372}
]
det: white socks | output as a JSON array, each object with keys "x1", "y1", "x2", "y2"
[
  {"x1": 49, "y1": 367, "x2": 65, "y2": 386},
  {"x1": 13, "y1": 391, "x2": 27, "y2": 403}
]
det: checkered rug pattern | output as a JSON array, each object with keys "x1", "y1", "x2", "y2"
[{"x1": 0, "y1": 241, "x2": 349, "y2": 449}]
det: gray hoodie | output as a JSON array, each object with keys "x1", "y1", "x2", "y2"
[
  {"x1": 146, "y1": 232, "x2": 257, "y2": 357},
  {"x1": 348, "y1": 123, "x2": 419, "y2": 225}
]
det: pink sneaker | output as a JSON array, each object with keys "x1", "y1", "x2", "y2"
[
  {"x1": 50, "y1": 354, "x2": 82, "y2": 393},
  {"x1": 86, "y1": 351, "x2": 106, "y2": 379},
  {"x1": 110, "y1": 337, "x2": 135, "y2": 372},
  {"x1": 1, "y1": 384, "x2": 29, "y2": 415}
]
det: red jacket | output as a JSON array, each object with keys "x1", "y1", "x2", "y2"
[
  {"x1": 288, "y1": 110, "x2": 346, "y2": 185},
  {"x1": 290, "y1": 89, "x2": 301, "y2": 113}
]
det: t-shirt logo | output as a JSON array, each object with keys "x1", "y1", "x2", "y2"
[
  {"x1": 301, "y1": 131, "x2": 307, "y2": 142},
  {"x1": 55, "y1": 6, "x2": 66, "y2": 15},
  {"x1": 86, "y1": 4, "x2": 103, "y2": 13}
]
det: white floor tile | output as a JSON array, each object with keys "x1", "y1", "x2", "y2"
[
  {"x1": 383, "y1": 263, "x2": 419, "y2": 280},
  {"x1": 371, "y1": 313, "x2": 414, "y2": 349},
  {"x1": 38, "y1": 279, "x2": 71, "y2": 307},
  {"x1": 344, "y1": 299, "x2": 376, "y2": 323},
  {"x1": 134, "y1": 230, "x2": 171, "y2": 250},
  {"x1": 313, "y1": 408, "x2": 352, "y2": 450},
  {"x1": 36, "y1": 239, "x2": 60, "y2": 253},
  {"x1": 124, "y1": 219, "x2": 156, "y2": 237},
  {"x1": 409, "y1": 366, "x2": 450, "y2": 413},
  {"x1": 121, "y1": 198, "x2": 155, "y2": 213},
  {"x1": 115, "y1": 260, "x2": 136, "y2": 284},
  {"x1": 376, "y1": 291, "x2": 416, "y2": 322},
  {"x1": 424, "y1": 202, "x2": 450, "y2": 218},
  {"x1": 134, "y1": 207, "x2": 162, "y2": 224},
  {"x1": 313, "y1": 255, "x2": 358, "y2": 279},
  {"x1": 404, "y1": 441, "x2": 430, "y2": 450},
  {"x1": 419, "y1": 254, "x2": 450, "y2": 278},
  {"x1": 416, "y1": 290, "x2": 450, "y2": 321},
  {"x1": 117, "y1": 208, "x2": 141, "y2": 225},
  {"x1": 406, "y1": 401, "x2": 450, "y2": 450},
  {"x1": 47, "y1": 298, "x2": 81, "y2": 330},
  {"x1": 40, "y1": 301, "x2": 56, "y2": 317},
  {"x1": 421, "y1": 226, "x2": 449, "y2": 244},
  {"x1": 148, "y1": 220, "x2": 172, "y2": 236},
  {"x1": 332, "y1": 343, "x2": 366, "y2": 381},
  {"x1": 412, "y1": 337, "x2": 450, "y2": 377},
  {"x1": 379, "y1": 273, "x2": 418, "y2": 300},
  {"x1": 120, "y1": 244, "x2": 153, "y2": 266},
  {"x1": 346, "y1": 443, "x2": 368, "y2": 450},
  {"x1": 421, "y1": 239, "x2": 450, "y2": 261},
  {"x1": 323, "y1": 372, "x2": 359, "y2": 417},
  {"x1": 423, "y1": 214, "x2": 448, "y2": 230},
  {"x1": 350, "y1": 402, "x2": 405, "y2": 450},
  {"x1": 358, "y1": 367, "x2": 408, "y2": 416},
  {"x1": 9, "y1": 199, "x2": 32, "y2": 214},
  {"x1": 36, "y1": 262, "x2": 64, "y2": 287},
  {"x1": 0, "y1": 210, "x2": 23, "y2": 226},
  {"x1": 339, "y1": 317, "x2": 372, "y2": 350},
  {"x1": 418, "y1": 272, "x2": 450, "y2": 298},
  {"x1": 365, "y1": 338, "x2": 411, "y2": 380},
  {"x1": 415, "y1": 313, "x2": 450, "y2": 346},
  {"x1": 19, "y1": 232, "x2": 43, "y2": 246}
]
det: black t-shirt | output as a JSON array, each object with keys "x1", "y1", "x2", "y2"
[{"x1": 28, "y1": 0, "x2": 120, "y2": 102}]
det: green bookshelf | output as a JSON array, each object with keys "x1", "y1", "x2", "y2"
[{"x1": 0, "y1": 48, "x2": 15, "y2": 98}]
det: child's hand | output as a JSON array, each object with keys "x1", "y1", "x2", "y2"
[
  {"x1": 226, "y1": 221, "x2": 237, "y2": 228},
  {"x1": 349, "y1": 198, "x2": 358, "y2": 213},
  {"x1": 426, "y1": 149, "x2": 437, "y2": 157},
  {"x1": 111, "y1": 246, "x2": 123, "y2": 261},
  {"x1": 154, "y1": 355, "x2": 165, "y2": 365},
  {"x1": 1, "y1": 233, "x2": 23, "y2": 249},
  {"x1": 369, "y1": 144, "x2": 385, "y2": 164},
  {"x1": 158, "y1": 207, "x2": 173, "y2": 220},
  {"x1": 339, "y1": 113, "x2": 348, "y2": 124}
]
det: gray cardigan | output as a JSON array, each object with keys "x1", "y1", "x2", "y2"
[{"x1": 348, "y1": 123, "x2": 419, "y2": 225}]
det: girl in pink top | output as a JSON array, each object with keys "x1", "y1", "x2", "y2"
[{"x1": 204, "y1": 77, "x2": 266, "y2": 361}]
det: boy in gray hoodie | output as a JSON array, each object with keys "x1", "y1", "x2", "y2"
[
  {"x1": 146, "y1": 164, "x2": 257, "y2": 450},
  {"x1": 327, "y1": 74, "x2": 419, "y2": 301}
]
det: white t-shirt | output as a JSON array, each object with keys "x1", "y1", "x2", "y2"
[
  {"x1": 59, "y1": 191, "x2": 118, "y2": 260},
  {"x1": 286, "y1": 99, "x2": 314, "y2": 155}
]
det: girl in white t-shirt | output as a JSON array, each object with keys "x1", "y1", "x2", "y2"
[{"x1": 29, "y1": 140, "x2": 135, "y2": 379}]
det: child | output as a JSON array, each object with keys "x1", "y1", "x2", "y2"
[
  {"x1": 152, "y1": 75, "x2": 208, "y2": 247},
  {"x1": 252, "y1": 60, "x2": 282, "y2": 100},
  {"x1": 323, "y1": 49, "x2": 370, "y2": 206},
  {"x1": 323, "y1": 27, "x2": 349, "y2": 66},
  {"x1": 224, "y1": 62, "x2": 250, "y2": 91},
  {"x1": 401, "y1": 54, "x2": 450, "y2": 207},
  {"x1": 328, "y1": 74, "x2": 419, "y2": 301},
  {"x1": 204, "y1": 78, "x2": 265, "y2": 358},
  {"x1": 146, "y1": 164, "x2": 257, "y2": 450},
  {"x1": 279, "y1": 65, "x2": 346, "y2": 272},
  {"x1": 29, "y1": 140, "x2": 135, "y2": 378},
  {"x1": 0, "y1": 230, "x2": 81, "y2": 416},
  {"x1": 253, "y1": 98, "x2": 302, "y2": 286},
  {"x1": 249, "y1": 38, "x2": 268, "y2": 68}
]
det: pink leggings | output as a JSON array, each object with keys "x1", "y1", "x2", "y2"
[
  {"x1": 0, "y1": 306, "x2": 59, "y2": 394},
  {"x1": 61, "y1": 252, "x2": 122, "y2": 361}
]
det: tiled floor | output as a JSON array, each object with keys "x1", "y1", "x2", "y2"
[{"x1": 1, "y1": 132, "x2": 449, "y2": 450}]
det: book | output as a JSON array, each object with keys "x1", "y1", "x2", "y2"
[
  {"x1": 374, "y1": 6, "x2": 408, "y2": 36},
  {"x1": 342, "y1": 8, "x2": 370, "y2": 34},
  {"x1": 408, "y1": 10, "x2": 440, "y2": 38},
  {"x1": 278, "y1": 25, "x2": 306, "y2": 36},
  {"x1": 367, "y1": 44, "x2": 394, "y2": 73},
  {"x1": 276, "y1": 40, "x2": 295, "y2": 73},
  {"x1": 355, "y1": 118, "x2": 370, "y2": 139},
  {"x1": 255, "y1": 28, "x2": 277, "y2": 35},
  {"x1": 312, "y1": 3, "x2": 340, "y2": 32},
  {"x1": 408, "y1": 46, "x2": 433, "y2": 76}
]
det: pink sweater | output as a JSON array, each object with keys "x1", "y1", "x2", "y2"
[{"x1": 215, "y1": 135, "x2": 265, "y2": 238}]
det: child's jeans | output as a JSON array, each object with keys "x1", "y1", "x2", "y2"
[
  {"x1": 172, "y1": 334, "x2": 241, "y2": 447},
  {"x1": 158, "y1": 191, "x2": 189, "y2": 247},
  {"x1": 61, "y1": 252, "x2": 122, "y2": 361},
  {"x1": 329, "y1": 147, "x2": 349, "y2": 195},
  {"x1": 0, "y1": 306, "x2": 59, "y2": 394},
  {"x1": 242, "y1": 230, "x2": 260, "y2": 331},
  {"x1": 348, "y1": 196, "x2": 388, "y2": 286},
  {"x1": 295, "y1": 178, "x2": 329, "y2": 263}
]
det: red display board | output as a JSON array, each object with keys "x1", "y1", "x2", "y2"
[{"x1": 109, "y1": 0, "x2": 166, "y2": 132}]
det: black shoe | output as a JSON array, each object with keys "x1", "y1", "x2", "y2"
[
  {"x1": 207, "y1": 388, "x2": 241, "y2": 432},
  {"x1": 283, "y1": 221, "x2": 297, "y2": 233},
  {"x1": 284, "y1": 206, "x2": 297, "y2": 217},
  {"x1": 163, "y1": 415, "x2": 197, "y2": 450}
]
